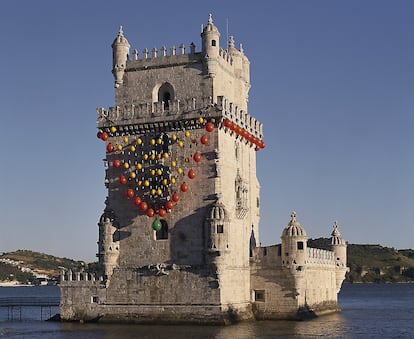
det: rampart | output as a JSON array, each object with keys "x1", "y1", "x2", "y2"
[{"x1": 97, "y1": 96, "x2": 263, "y2": 139}]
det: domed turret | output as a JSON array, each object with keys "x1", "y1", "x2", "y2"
[
  {"x1": 97, "y1": 208, "x2": 120, "y2": 278},
  {"x1": 281, "y1": 212, "x2": 308, "y2": 268},
  {"x1": 205, "y1": 200, "x2": 230, "y2": 255},
  {"x1": 112, "y1": 26, "x2": 130, "y2": 88},
  {"x1": 201, "y1": 14, "x2": 220, "y2": 57},
  {"x1": 330, "y1": 221, "x2": 347, "y2": 267},
  {"x1": 201, "y1": 14, "x2": 220, "y2": 78}
]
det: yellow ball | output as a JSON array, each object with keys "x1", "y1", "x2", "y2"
[
  {"x1": 157, "y1": 169, "x2": 163, "y2": 176},
  {"x1": 123, "y1": 136, "x2": 129, "y2": 143},
  {"x1": 137, "y1": 180, "x2": 142, "y2": 186},
  {"x1": 123, "y1": 162, "x2": 129, "y2": 169},
  {"x1": 117, "y1": 144, "x2": 123, "y2": 151},
  {"x1": 136, "y1": 163, "x2": 142, "y2": 170},
  {"x1": 171, "y1": 160, "x2": 177, "y2": 167},
  {"x1": 110, "y1": 126, "x2": 117, "y2": 133},
  {"x1": 171, "y1": 134, "x2": 177, "y2": 141},
  {"x1": 130, "y1": 172, "x2": 136, "y2": 179},
  {"x1": 198, "y1": 117, "x2": 204, "y2": 124},
  {"x1": 144, "y1": 180, "x2": 150, "y2": 187},
  {"x1": 150, "y1": 153, "x2": 156, "y2": 160},
  {"x1": 151, "y1": 169, "x2": 156, "y2": 176},
  {"x1": 178, "y1": 141, "x2": 184, "y2": 148},
  {"x1": 150, "y1": 189, "x2": 156, "y2": 195},
  {"x1": 157, "y1": 138, "x2": 162, "y2": 145},
  {"x1": 157, "y1": 189, "x2": 163, "y2": 196},
  {"x1": 163, "y1": 152, "x2": 169, "y2": 159},
  {"x1": 162, "y1": 179, "x2": 168, "y2": 186},
  {"x1": 143, "y1": 154, "x2": 149, "y2": 161},
  {"x1": 157, "y1": 153, "x2": 162, "y2": 160},
  {"x1": 177, "y1": 168, "x2": 183, "y2": 174},
  {"x1": 150, "y1": 139, "x2": 156, "y2": 145},
  {"x1": 185, "y1": 131, "x2": 190, "y2": 138},
  {"x1": 136, "y1": 138, "x2": 142, "y2": 145},
  {"x1": 130, "y1": 145, "x2": 136, "y2": 152},
  {"x1": 170, "y1": 177, "x2": 176, "y2": 184}
]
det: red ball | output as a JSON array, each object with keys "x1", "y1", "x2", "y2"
[
  {"x1": 158, "y1": 208, "x2": 167, "y2": 217},
  {"x1": 139, "y1": 201, "x2": 148, "y2": 211},
  {"x1": 205, "y1": 122, "x2": 214, "y2": 132},
  {"x1": 165, "y1": 200, "x2": 174, "y2": 210},
  {"x1": 106, "y1": 143, "x2": 114, "y2": 153},
  {"x1": 113, "y1": 159, "x2": 121, "y2": 168},
  {"x1": 147, "y1": 208, "x2": 154, "y2": 217},
  {"x1": 133, "y1": 197, "x2": 142, "y2": 206},
  {"x1": 172, "y1": 193, "x2": 180, "y2": 202},
  {"x1": 126, "y1": 188, "x2": 135, "y2": 199},
  {"x1": 193, "y1": 152, "x2": 202, "y2": 162},
  {"x1": 223, "y1": 119, "x2": 231, "y2": 128},
  {"x1": 188, "y1": 169, "x2": 196, "y2": 179},
  {"x1": 200, "y1": 135, "x2": 208, "y2": 145},
  {"x1": 180, "y1": 182, "x2": 189, "y2": 192},
  {"x1": 97, "y1": 131, "x2": 102, "y2": 139},
  {"x1": 101, "y1": 132, "x2": 108, "y2": 141},
  {"x1": 119, "y1": 176, "x2": 127, "y2": 185}
]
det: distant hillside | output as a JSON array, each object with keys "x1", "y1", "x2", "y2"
[
  {"x1": 308, "y1": 238, "x2": 414, "y2": 283},
  {"x1": 0, "y1": 250, "x2": 95, "y2": 284},
  {"x1": 2, "y1": 244, "x2": 414, "y2": 285}
]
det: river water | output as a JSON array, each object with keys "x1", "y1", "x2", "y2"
[{"x1": 0, "y1": 283, "x2": 413, "y2": 338}]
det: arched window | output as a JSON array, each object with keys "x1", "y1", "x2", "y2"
[
  {"x1": 156, "y1": 220, "x2": 169, "y2": 240},
  {"x1": 212, "y1": 40, "x2": 216, "y2": 47},
  {"x1": 157, "y1": 82, "x2": 174, "y2": 110}
]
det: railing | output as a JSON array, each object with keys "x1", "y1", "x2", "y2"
[
  {"x1": 0, "y1": 297, "x2": 60, "y2": 306},
  {"x1": 0, "y1": 297, "x2": 60, "y2": 321}
]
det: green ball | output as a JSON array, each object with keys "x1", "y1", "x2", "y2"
[{"x1": 152, "y1": 219, "x2": 162, "y2": 231}]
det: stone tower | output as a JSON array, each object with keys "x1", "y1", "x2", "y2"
[
  {"x1": 60, "y1": 15, "x2": 347, "y2": 324},
  {"x1": 94, "y1": 14, "x2": 264, "y2": 323}
]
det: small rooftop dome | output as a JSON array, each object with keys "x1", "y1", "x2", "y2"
[
  {"x1": 282, "y1": 211, "x2": 307, "y2": 237},
  {"x1": 331, "y1": 221, "x2": 346, "y2": 245},
  {"x1": 203, "y1": 14, "x2": 219, "y2": 34},
  {"x1": 112, "y1": 26, "x2": 129, "y2": 46},
  {"x1": 208, "y1": 201, "x2": 228, "y2": 221}
]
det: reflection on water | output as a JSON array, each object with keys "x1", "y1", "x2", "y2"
[
  {"x1": 56, "y1": 314, "x2": 350, "y2": 339},
  {"x1": 1, "y1": 284, "x2": 414, "y2": 338}
]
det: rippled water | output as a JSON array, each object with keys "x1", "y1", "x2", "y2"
[{"x1": 1, "y1": 284, "x2": 413, "y2": 338}]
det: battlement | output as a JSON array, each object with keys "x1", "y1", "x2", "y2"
[
  {"x1": 97, "y1": 96, "x2": 263, "y2": 139},
  {"x1": 125, "y1": 43, "x2": 200, "y2": 71},
  {"x1": 306, "y1": 248, "x2": 336, "y2": 266},
  {"x1": 60, "y1": 270, "x2": 105, "y2": 283}
]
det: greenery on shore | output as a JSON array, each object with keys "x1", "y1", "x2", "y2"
[
  {"x1": 0, "y1": 250, "x2": 90, "y2": 283},
  {"x1": 1, "y1": 244, "x2": 414, "y2": 284}
]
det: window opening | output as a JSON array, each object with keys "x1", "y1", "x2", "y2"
[
  {"x1": 254, "y1": 290, "x2": 265, "y2": 302},
  {"x1": 156, "y1": 220, "x2": 169, "y2": 240},
  {"x1": 297, "y1": 241, "x2": 304, "y2": 250},
  {"x1": 216, "y1": 224, "x2": 224, "y2": 234}
]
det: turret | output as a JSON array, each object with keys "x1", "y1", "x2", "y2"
[
  {"x1": 281, "y1": 212, "x2": 308, "y2": 268},
  {"x1": 201, "y1": 14, "x2": 220, "y2": 77},
  {"x1": 205, "y1": 200, "x2": 230, "y2": 260},
  {"x1": 330, "y1": 221, "x2": 348, "y2": 292},
  {"x1": 112, "y1": 26, "x2": 130, "y2": 88},
  {"x1": 97, "y1": 209, "x2": 120, "y2": 278},
  {"x1": 330, "y1": 221, "x2": 347, "y2": 268}
]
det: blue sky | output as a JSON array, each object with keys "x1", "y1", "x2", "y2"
[{"x1": 0, "y1": 1, "x2": 413, "y2": 261}]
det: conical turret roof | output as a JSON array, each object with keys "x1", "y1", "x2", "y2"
[{"x1": 331, "y1": 221, "x2": 346, "y2": 245}]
